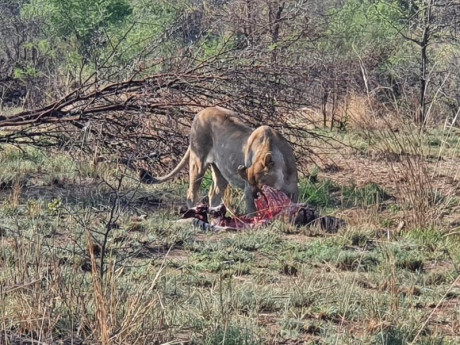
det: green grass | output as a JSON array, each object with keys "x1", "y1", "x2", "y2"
[
  {"x1": 299, "y1": 175, "x2": 392, "y2": 211},
  {"x1": 202, "y1": 325, "x2": 262, "y2": 345},
  {"x1": 0, "y1": 145, "x2": 459, "y2": 344},
  {"x1": 298, "y1": 177, "x2": 339, "y2": 207},
  {"x1": 341, "y1": 182, "x2": 392, "y2": 207}
]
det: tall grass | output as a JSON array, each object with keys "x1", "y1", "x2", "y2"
[{"x1": 339, "y1": 94, "x2": 460, "y2": 229}]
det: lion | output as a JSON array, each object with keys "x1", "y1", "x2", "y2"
[{"x1": 140, "y1": 106, "x2": 299, "y2": 214}]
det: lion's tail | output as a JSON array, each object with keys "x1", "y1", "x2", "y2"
[{"x1": 140, "y1": 147, "x2": 190, "y2": 184}]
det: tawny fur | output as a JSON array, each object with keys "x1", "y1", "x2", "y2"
[{"x1": 141, "y1": 106, "x2": 298, "y2": 214}]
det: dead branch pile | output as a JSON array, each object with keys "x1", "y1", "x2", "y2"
[{"x1": 0, "y1": 55, "x2": 337, "y2": 175}]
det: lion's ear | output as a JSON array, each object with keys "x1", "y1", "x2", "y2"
[
  {"x1": 237, "y1": 165, "x2": 248, "y2": 181},
  {"x1": 264, "y1": 153, "x2": 274, "y2": 167}
]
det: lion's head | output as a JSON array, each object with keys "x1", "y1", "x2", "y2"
[{"x1": 237, "y1": 152, "x2": 281, "y2": 197}]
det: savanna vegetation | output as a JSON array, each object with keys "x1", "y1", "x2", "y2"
[{"x1": 0, "y1": 0, "x2": 459, "y2": 344}]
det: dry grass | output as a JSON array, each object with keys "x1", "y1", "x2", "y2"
[
  {"x1": 0, "y1": 105, "x2": 459, "y2": 344},
  {"x1": 303, "y1": 93, "x2": 459, "y2": 230}
]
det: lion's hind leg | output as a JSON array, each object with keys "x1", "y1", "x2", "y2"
[
  {"x1": 187, "y1": 151, "x2": 208, "y2": 207},
  {"x1": 208, "y1": 164, "x2": 228, "y2": 207}
]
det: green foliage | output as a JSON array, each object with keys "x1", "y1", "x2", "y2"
[
  {"x1": 326, "y1": 0, "x2": 402, "y2": 55},
  {"x1": 20, "y1": 0, "x2": 181, "y2": 79},
  {"x1": 23, "y1": 0, "x2": 132, "y2": 44},
  {"x1": 103, "y1": 0, "x2": 183, "y2": 67},
  {"x1": 47, "y1": 198, "x2": 62, "y2": 215},
  {"x1": 323, "y1": 0, "x2": 415, "y2": 87},
  {"x1": 13, "y1": 66, "x2": 39, "y2": 80}
]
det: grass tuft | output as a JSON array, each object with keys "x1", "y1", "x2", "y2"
[
  {"x1": 341, "y1": 182, "x2": 392, "y2": 207},
  {"x1": 203, "y1": 325, "x2": 262, "y2": 345}
]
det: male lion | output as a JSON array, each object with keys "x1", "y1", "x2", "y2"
[{"x1": 140, "y1": 106, "x2": 298, "y2": 214}]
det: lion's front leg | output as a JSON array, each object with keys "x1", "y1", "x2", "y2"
[{"x1": 244, "y1": 185, "x2": 257, "y2": 216}]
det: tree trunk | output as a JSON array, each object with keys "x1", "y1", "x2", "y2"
[
  {"x1": 268, "y1": 1, "x2": 285, "y2": 63},
  {"x1": 322, "y1": 90, "x2": 328, "y2": 128},
  {"x1": 245, "y1": 0, "x2": 254, "y2": 45},
  {"x1": 417, "y1": 0, "x2": 433, "y2": 125},
  {"x1": 330, "y1": 85, "x2": 337, "y2": 130}
]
